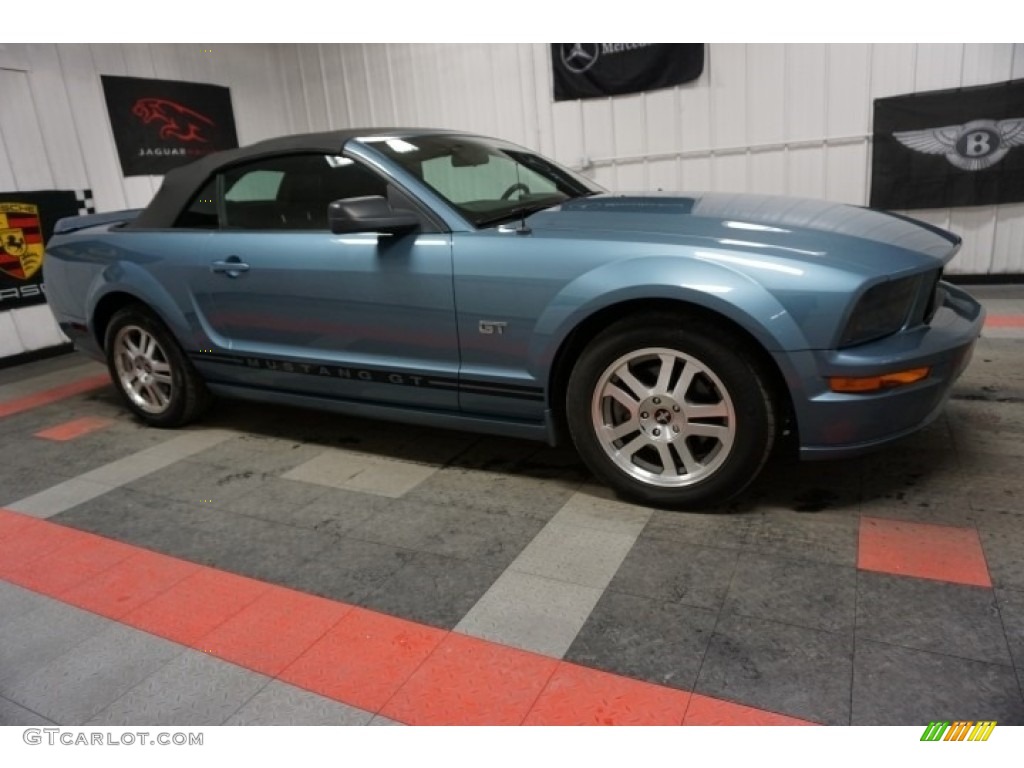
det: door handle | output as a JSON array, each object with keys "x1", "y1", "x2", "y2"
[{"x1": 210, "y1": 257, "x2": 250, "y2": 277}]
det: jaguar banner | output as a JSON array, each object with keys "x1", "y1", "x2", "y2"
[
  {"x1": 870, "y1": 79, "x2": 1024, "y2": 210},
  {"x1": 0, "y1": 190, "x2": 92, "y2": 310},
  {"x1": 101, "y1": 75, "x2": 239, "y2": 177},
  {"x1": 551, "y1": 43, "x2": 704, "y2": 102}
]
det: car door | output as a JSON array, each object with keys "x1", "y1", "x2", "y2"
[{"x1": 190, "y1": 152, "x2": 459, "y2": 411}]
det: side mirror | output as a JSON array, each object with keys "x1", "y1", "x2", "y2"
[{"x1": 329, "y1": 196, "x2": 419, "y2": 235}]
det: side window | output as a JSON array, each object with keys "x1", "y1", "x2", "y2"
[
  {"x1": 224, "y1": 170, "x2": 283, "y2": 202},
  {"x1": 221, "y1": 154, "x2": 389, "y2": 231},
  {"x1": 175, "y1": 178, "x2": 219, "y2": 229}
]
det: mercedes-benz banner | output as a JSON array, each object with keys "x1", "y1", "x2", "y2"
[{"x1": 551, "y1": 44, "x2": 704, "y2": 102}]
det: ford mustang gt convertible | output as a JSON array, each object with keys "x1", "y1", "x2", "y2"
[{"x1": 43, "y1": 128, "x2": 984, "y2": 509}]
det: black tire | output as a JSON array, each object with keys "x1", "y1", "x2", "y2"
[
  {"x1": 103, "y1": 304, "x2": 211, "y2": 428},
  {"x1": 565, "y1": 313, "x2": 775, "y2": 510}
]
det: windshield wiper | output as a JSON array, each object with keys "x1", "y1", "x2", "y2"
[{"x1": 473, "y1": 198, "x2": 566, "y2": 229}]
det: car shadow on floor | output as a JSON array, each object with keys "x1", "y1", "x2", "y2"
[
  {"x1": 83, "y1": 372, "x2": 1010, "y2": 521},
  {"x1": 125, "y1": 391, "x2": 976, "y2": 519}
]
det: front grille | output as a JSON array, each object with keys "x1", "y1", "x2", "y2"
[
  {"x1": 838, "y1": 275, "x2": 921, "y2": 348},
  {"x1": 922, "y1": 269, "x2": 943, "y2": 324}
]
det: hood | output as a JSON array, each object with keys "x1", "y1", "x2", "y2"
[{"x1": 526, "y1": 192, "x2": 960, "y2": 275}]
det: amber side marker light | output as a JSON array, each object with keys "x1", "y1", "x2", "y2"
[{"x1": 829, "y1": 367, "x2": 931, "y2": 393}]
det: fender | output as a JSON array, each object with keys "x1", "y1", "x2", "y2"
[{"x1": 528, "y1": 255, "x2": 811, "y2": 378}]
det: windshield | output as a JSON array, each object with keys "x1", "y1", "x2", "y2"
[{"x1": 360, "y1": 134, "x2": 602, "y2": 227}]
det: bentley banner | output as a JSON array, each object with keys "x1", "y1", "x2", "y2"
[
  {"x1": 551, "y1": 44, "x2": 704, "y2": 102},
  {"x1": 0, "y1": 189, "x2": 93, "y2": 310},
  {"x1": 870, "y1": 79, "x2": 1024, "y2": 210},
  {"x1": 101, "y1": 75, "x2": 239, "y2": 177}
]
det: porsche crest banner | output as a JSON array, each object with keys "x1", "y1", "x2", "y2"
[
  {"x1": 101, "y1": 75, "x2": 239, "y2": 177},
  {"x1": 551, "y1": 44, "x2": 704, "y2": 102},
  {"x1": 0, "y1": 190, "x2": 92, "y2": 310},
  {"x1": 870, "y1": 79, "x2": 1024, "y2": 210}
]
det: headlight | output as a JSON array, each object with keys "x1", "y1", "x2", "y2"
[{"x1": 839, "y1": 275, "x2": 920, "y2": 348}]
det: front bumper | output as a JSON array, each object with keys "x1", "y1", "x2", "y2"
[{"x1": 781, "y1": 282, "x2": 984, "y2": 459}]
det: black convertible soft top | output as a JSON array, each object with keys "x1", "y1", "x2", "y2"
[{"x1": 128, "y1": 127, "x2": 458, "y2": 229}]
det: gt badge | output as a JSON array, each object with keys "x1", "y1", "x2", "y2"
[
  {"x1": 894, "y1": 118, "x2": 1024, "y2": 171},
  {"x1": 479, "y1": 320, "x2": 507, "y2": 335},
  {"x1": 0, "y1": 202, "x2": 44, "y2": 280}
]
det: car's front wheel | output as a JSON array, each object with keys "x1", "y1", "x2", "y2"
[
  {"x1": 104, "y1": 305, "x2": 210, "y2": 427},
  {"x1": 566, "y1": 314, "x2": 776, "y2": 510}
]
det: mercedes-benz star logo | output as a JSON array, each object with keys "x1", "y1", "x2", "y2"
[
  {"x1": 893, "y1": 118, "x2": 1024, "y2": 171},
  {"x1": 561, "y1": 43, "x2": 600, "y2": 75}
]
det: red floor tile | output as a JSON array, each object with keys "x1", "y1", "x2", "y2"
[
  {"x1": 683, "y1": 693, "x2": 817, "y2": 725},
  {"x1": 121, "y1": 566, "x2": 272, "y2": 644},
  {"x1": 858, "y1": 516, "x2": 992, "y2": 587},
  {"x1": 382, "y1": 633, "x2": 559, "y2": 725},
  {"x1": 62, "y1": 549, "x2": 200, "y2": 619},
  {"x1": 34, "y1": 416, "x2": 114, "y2": 441},
  {"x1": 0, "y1": 508, "x2": 864, "y2": 727},
  {"x1": 0, "y1": 517, "x2": 83, "y2": 579},
  {"x1": 281, "y1": 607, "x2": 445, "y2": 713},
  {"x1": 985, "y1": 315, "x2": 1024, "y2": 328},
  {"x1": 524, "y1": 661, "x2": 691, "y2": 725},
  {"x1": 0, "y1": 374, "x2": 110, "y2": 419},
  {"x1": 199, "y1": 586, "x2": 352, "y2": 676},
  {"x1": 5, "y1": 532, "x2": 136, "y2": 596},
  {"x1": 0, "y1": 507, "x2": 41, "y2": 539}
]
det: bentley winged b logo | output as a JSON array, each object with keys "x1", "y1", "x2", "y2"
[
  {"x1": 893, "y1": 118, "x2": 1024, "y2": 171},
  {"x1": 0, "y1": 203, "x2": 44, "y2": 281}
]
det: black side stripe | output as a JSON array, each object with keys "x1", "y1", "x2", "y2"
[
  {"x1": 459, "y1": 386, "x2": 544, "y2": 402},
  {"x1": 189, "y1": 352, "x2": 244, "y2": 366},
  {"x1": 189, "y1": 351, "x2": 544, "y2": 401}
]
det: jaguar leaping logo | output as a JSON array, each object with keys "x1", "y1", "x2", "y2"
[
  {"x1": 131, "y1": 98, "x2": 215, "y2": 143},
  {"x1": 893, "y1": 118, "x2": 1024, "y2": 171},
  {"x1": 561, "y1": 43, "x2": 600, "y2": 75}
]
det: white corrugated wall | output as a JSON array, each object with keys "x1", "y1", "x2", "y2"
[
  {"x1": 1, "y1": 43, "x2": 1022, "y2": 359},
  {"x1": 289, "y1": 43, "x2": 1024, "y2": 276},
  {"x1": 0, "y1": 43, "x2": 300, "y2": 357}
]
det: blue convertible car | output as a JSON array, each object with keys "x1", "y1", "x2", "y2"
[{"x1": 44, "y1": 128, "x2": 984, "y2": 508}]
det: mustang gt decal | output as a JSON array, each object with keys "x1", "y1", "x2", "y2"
[{"x1": 189, "y1": 351, "x2": 545, "y2": 401}]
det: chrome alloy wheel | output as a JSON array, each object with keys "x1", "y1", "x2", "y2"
[
  {"x1": 112, "y1": 324, "x2": 174, "y2": 415},
  {"x1": 591, "y1": 347, "x2": 737, "y2": 488}
]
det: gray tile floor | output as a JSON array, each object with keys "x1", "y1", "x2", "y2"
[
  {"x1": 0, "y1": 583, "x2": 376, "y2": 726},
  {"x1": 1, "y1": 282, "x2": 1023, "y2": 725}
]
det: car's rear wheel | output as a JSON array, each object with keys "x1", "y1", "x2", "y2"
[
  {"x1": 104, "y1": 305, "x2": 210, "y2": 427},
  {"x1": 566, "y1": 314, "x2": 775, "y2": 510}
]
